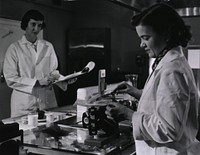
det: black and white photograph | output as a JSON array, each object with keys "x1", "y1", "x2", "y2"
[{"x1": 0, "y1": 0, "x2": 200, "y2": 155}]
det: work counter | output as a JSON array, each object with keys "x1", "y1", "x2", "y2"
[{"x1": 2, "y1": 105, "x2": 135, "y2": 155}]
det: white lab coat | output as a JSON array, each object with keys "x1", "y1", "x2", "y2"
[
  {"x1": 3, "y1": 36, "x2": 67, "y2": 117},
  {"x1": 132, "y1": 46, "x2": 200, "y2": 155}
]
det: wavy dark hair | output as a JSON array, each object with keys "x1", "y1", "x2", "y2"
[
  {"x1": 131, "y1": 3, "x2": 192, "y2": 48},
  {"x1": 21, "y1": 9, "x2": 46, "y2": 30}
]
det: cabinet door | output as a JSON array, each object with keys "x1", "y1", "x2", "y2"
[{"x1": 64, "y1": 28, "x2": 111, "y2": 105}]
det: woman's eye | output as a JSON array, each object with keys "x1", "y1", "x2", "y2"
[
  {"x1": 31, "y1": 23, "x2": 36, "y2": 27},
  {"x1": 142, "y1": 36, "x2": 150, "y2": 41},
  {"x1": 30, "y1": 22, "x2": 42, "y2": 28},
  {"x1": 38, "y1": 24, "x2": 42, "y2": 28}
]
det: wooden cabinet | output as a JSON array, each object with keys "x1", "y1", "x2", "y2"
[{"x1": 62, "y1": 28, "x2": 111, "y2": 105}]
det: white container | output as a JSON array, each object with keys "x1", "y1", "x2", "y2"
[
  {"x1": 28, "y1": 114, "x2": 38, "y2": 126},
  {"x1": 77, "y1": 88, "x2": 87, "y2": 100},
  {"x1": 46, "y1": 113, "x2": 54, "y2": 123},
  {"x1": 77, "y1": 105, "x2": 88, "y2": 122}
]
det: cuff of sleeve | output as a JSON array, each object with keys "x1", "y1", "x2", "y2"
[
  {"x1": 132, "y1": 112, "x2": 143, "y2": 140},
  {"x1": 22, "y1": 77, "x2": 36, "y2": 86},
  {"x1": 19, "y1": 78, "x2": 37, "y2": 94}
]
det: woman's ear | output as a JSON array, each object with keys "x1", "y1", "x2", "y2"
[{"x1": 42, "y1": 22, "x2": 46, "y2": 29}]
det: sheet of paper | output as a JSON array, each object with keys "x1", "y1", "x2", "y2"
[
  {"x1": 53, "y1": 71, "x2": 86, "y2": 84},
  {"x1": 54, "y1": 61, "x2": 95, "y2": 84}
]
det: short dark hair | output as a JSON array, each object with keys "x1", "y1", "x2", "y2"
[
  {"x1": 131, "y1": 3, "x2": 192, "y2": 48},
  {"x1": 21, "y1": 9, "x2": 46, "y2": 30}
]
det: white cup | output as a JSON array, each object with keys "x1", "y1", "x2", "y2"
[
  {"x1": 28, "y1": 114, "x2": 38, "y2": 126},
  {"x1": 46, "y1": 113, "x2": 54, "y2": 123},
  {"x1": 56, "y1": 114, "x2": 65, "y2": 121}
]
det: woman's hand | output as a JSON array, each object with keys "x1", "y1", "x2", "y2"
[
  {"x1": 48, "y1": 72, "x2": 60, "y2": 83},
  {"x1": 37, "y1": 77, "x2": 50, "y2": 86},
  {"x1": 87, "y1": 92, "x2": 101, "y2": 104},
  {"x1": 113, "y1": 81, "x2": 142, "y2": 100},
  {"x1": 105, "y1": 102, "x2": 134, "y2": 122},
  {"x1": 113, "y1": 81, "x2": 133, "y2": 94},
  {"x1": 67, "y1": 78, "x2": 77, "y2": 84},
  {"x1": 36, "y1": 74, "x2": 59, "y2": 86}
]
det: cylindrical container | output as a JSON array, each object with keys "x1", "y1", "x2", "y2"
[
  {"x1": 28, "y1": 114, "x2": 38, "y2": 126},
  {"x1": 125, "y1": 74, "x2": 138, "y2": 88},
  {"x1": 46, "y1": 113, "x2": 54, "y2": 126},
  {"x1": 56, "y1": 115, "x2": 62, "y2": 121},
  {"x1": 124, "y1": 74, "x2": 138, "y2": 101},
  {"x1": 56, "y1": 113, "x2": 65, "y2": 121},
  {"x1": 77, "y1": 88, "x2": 87, "y2": 100},
  {"x1": 60, "y1": 113, "x2": 66, "y2": 120}
]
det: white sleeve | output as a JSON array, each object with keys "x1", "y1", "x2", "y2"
[{"x1": 3, "y1": 44, "x2": 36, "y2": 94}]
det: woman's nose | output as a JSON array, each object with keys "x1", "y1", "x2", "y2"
[
  {"x1": 140, "y1": 41, "x2": 146, "y2": 48},
  {"x1": 33, "y1": 25, "x2": 40, "y2": 32}
]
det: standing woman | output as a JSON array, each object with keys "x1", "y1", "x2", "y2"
[
  {"x1": 106, "y1": 3, "x2": 199, "y2": 155},
  {"x1": 3, "y1": 10, "x2": 75, "y2": 117}
]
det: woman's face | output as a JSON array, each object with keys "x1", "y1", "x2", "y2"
[
  {"x1": 25, "y1": 19, "x2": 43, "y2": 42},
  {"x1": 136, "y1": 25, "x2": 167, "y2": 58}
]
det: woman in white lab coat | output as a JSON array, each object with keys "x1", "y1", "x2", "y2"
[
  {"x1": 3, "y1": 10, "x2": 75, "y2": 117},
  {"x1": 106, "y1": 3, "x2": 199, "y2": 155}
]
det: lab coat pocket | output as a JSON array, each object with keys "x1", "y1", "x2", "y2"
[{"x1": 11, "y1": 90, "x2": 37, "y2": 115}]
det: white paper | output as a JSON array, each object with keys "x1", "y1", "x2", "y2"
[
  {"x1": 53, "y1": 71, "x2": 84, "y2": 84},
  {"x1": 53, "y1": 61, "x2": 95, "y2": 84}
]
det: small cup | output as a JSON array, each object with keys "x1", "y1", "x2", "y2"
[
  {"x1": 46, "y1": 113, "x2": 54, "y2": 124},
  {"x1": 28, "y1": 114, "x2": 38, "y2": 126}
]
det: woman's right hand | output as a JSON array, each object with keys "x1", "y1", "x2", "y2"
[
  {"x1": 113, "y1": 81, "x2": 134, "y2": 95},
  {"x1": 113, "y1": 81, "x2": 142, "y2": 100}
]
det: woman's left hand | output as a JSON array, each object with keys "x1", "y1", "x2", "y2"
[
  {"x1": 105, "y1": 102, "x2": 134, "y2": 122},
  {"x1": 67, "y1": 78, "x2": 77, "y2": 84},
  {"x1": 48, "y1": 72, "x2": 60, "y2": 83}
]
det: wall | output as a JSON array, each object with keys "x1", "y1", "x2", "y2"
[
  {"x1": 68, "y1": 1, "x2": 149, "y2": 89},
  {"x1": 3, "y1": 1, "x2": 200, "y2": 118},
  {"x1": 0, "y1": 0, "x2": 73, "y2": 119},
  {"x1": 184, "y1": 17, "x2": 200, "y2": 45},
  {"x1": 69, "y1": 2, "x2": 142, "y2": 73}
]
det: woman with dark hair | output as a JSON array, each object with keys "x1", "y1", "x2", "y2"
[
  {"x1": 105, "y1": 3, "x2": 199, "y2": 155},
  {"x1": 3, "y1": 10, "x2": 76, "y2": 117},
  {"x1": 20, "y1": 9, "x2": 46, "y2": 31}
]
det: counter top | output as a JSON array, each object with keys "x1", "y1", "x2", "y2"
[{"x1": 2, "y1": 105, "x2": 135, "y2": 155}]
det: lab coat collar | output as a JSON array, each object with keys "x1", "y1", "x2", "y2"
[
  {"x1": 140, "y1": 46, "x2": 185, "y2": 102},
  {"x1": 21, "y1": 35, "x2": 38, "y2": 46},
  {"x1": 20, "y1": 35, "x2": 48, "y2": 49},
  {"x1": 155, "y1": 46, "x2": 184, "y2": 71}
]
